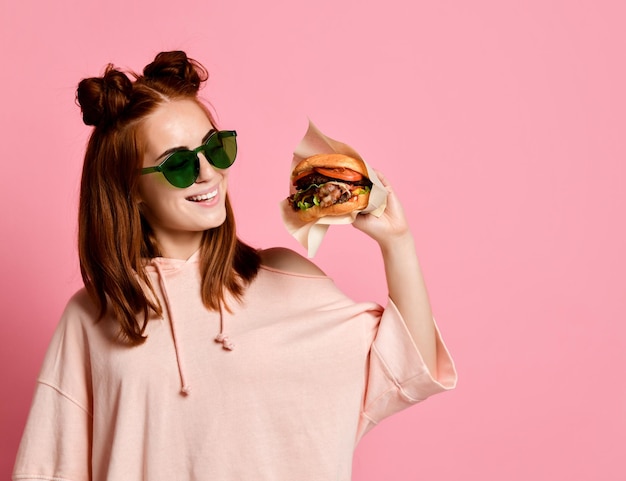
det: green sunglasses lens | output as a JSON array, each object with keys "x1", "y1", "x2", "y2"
[
  {"x1": 202, "y1": 131, "x2": 237, "y2": 169},
  {"x1": 161, "y1": 152, "x2": 199, "y2": 188}
]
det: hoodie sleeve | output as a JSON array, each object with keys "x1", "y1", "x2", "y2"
[
  {"x1": 358, "y1": 298, "x2": 457, "y2": 439},
  {"x1": 13, "y1": 384, "x2": 92, "y2": 481},
  {"x1": 13, "y1": 291, "x2": 93, "y2": 481}
]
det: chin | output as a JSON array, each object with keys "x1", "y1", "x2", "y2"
[{"x1": 198, "y1": 208, "x2": 228, "y2": 231}]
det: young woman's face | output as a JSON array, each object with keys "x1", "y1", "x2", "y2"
[{"x1": 138, "y1": 99, "x2": 230, "y2": 259}]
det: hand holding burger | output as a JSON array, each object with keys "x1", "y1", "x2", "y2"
[{"x1": 288, "y1": 153, "x2": 373, "y2": 223}]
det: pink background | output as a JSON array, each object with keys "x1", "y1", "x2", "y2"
[{"x1": 1, "y1": 0, "x2": 624, "y2": 479}]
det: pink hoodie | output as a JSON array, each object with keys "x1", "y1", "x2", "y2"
[{"x1": 13, "y1": 252, "x2": 456, "y2": 480}]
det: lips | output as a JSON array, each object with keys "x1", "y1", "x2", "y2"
[{"x1": 186, "y1": 187, "x2": 218, "y2": 202}]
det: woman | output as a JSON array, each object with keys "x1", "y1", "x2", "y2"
[{"x1": 13, "y1": 51, "x2": 456, "y2": 480}]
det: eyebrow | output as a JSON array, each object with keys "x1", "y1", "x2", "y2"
[
  {"x1": 155, "y1": 146, "x2": 185, "y2": 163},
  {"x1": 153, "y1": 129, "x2": 217, "y2": 164}
]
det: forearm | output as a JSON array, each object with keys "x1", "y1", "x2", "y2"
[
  {"x1": 352, "y1": 170, "x2": 439, "y2": 375},
  {"x1": 379, "y1": 232, "x2": 438, "y2": 376}
]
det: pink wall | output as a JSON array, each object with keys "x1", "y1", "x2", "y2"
[{"x1": 1, "y1": 0, "x2": 624, "y2": 479}]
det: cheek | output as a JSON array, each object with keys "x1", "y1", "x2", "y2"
[
  {"x1": 221, "y1": 170, "x2": 230, "y2": 188},
  {"x1": 138, "y1": 175, "x2": 170, "y2": 204}
]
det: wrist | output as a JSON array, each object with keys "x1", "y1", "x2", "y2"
[{"x1": 379, "y1": 230, "x2": 415, "y2": 256}]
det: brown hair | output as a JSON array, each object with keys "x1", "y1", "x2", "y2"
[{"x1": 76, "y1": 51, "x2": 260, "y2": 345}]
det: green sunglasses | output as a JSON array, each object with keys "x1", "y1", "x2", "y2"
[{"x1": 141, "y1": 129, "x2": 237, "y2": 188}]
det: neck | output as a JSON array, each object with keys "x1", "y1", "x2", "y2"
[{"x1": 154, "y1": 230, "x2": 203, "y2": 260}]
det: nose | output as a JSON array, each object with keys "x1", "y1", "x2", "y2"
[{"x1": 195, "y1": 153, "x2": 221, "y2": 183}]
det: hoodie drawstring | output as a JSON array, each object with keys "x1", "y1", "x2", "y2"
[
  {"x1": 153, "y1": 262, "x2": 191, "y2": 395},
  {"x1": 214, "y1": 304, "x2": 235, "y2": 350},
  {"x1": 152, "y1": 261, "x2": 235, "y2": 396}
]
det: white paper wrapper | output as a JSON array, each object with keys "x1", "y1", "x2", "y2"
[{"x1": 279, "y1": 120, "x2": 387, "y2": 257}]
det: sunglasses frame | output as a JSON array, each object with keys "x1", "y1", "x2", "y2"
[{"x1": 140, "y1": 129, "x2": 237, "y2": 188}]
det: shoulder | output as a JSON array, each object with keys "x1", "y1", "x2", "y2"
[
  {"x1": 53, "y1": 288, "x2": 121, "y2": 349},
  {"x1": 259, "y1": 247, "x2": 327, "y2": 276},
  {"x1": 53, "y1": 288, "x2": 103, "y2": 338},
  {"x1": 49, "y1": 288, "x2": 99, "y2": 338},
  {"x1": 65, "y1": 287, "x2": 98, "y2": 317}
]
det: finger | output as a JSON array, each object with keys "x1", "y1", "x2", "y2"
[{"x1": 373, "y1": 169, "x2": 393, "y2": 194}]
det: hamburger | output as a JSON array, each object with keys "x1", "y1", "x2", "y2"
[{"x1": 288, "y1": 153, "x2": 372, "y2": 222}]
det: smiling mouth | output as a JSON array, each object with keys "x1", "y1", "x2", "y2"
[{"x1": 187, "y1": 189, "x2": 218, "y2": 202}]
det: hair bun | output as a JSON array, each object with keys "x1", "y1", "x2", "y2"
[
  {"x1": 76, "y1": 65, "x2": 133, "y2": 127},
  {"x1": 143, "y1": 51, "x2": 208, "y2": 94}
]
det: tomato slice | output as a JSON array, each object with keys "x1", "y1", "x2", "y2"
[
  {"x1": 291, "y1": 169, "x2": 314, "y2": 184},
  {"x1": 313, "y1": 167, "x2": 363, "y2": 182}
]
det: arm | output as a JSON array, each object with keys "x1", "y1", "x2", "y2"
[{"x1": 352, "y1": 171, "x2": 438, "y2": 377}]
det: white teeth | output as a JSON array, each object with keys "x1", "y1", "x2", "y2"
[{"x1": 188, "y1": 190, "x2": 217, "y2": 202}]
